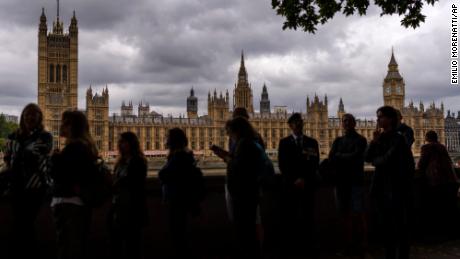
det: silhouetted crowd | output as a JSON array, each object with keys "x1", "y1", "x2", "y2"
[{"x1": 0, "y1": 103, "x2": 458, "y2": 259}]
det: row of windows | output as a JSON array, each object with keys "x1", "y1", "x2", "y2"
[
  {"x1": 112, "y1": 127, "x2": 238, "y2": 138},
  {"x1": 49, "y1": 64, "x2": 68, "y2": 83}
]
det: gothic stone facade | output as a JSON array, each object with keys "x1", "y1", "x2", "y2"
[
  {"x1": 108, "y1": 52, "x2": 444, "y2": 157},
  {"x1": 445, "y1": 111, "x2": 460, "y2": 153},
  {"x1": 37, "y1": 6, "x2": 108, "y2": 150},
  {"x1": 37, "y1": 5, "x2": 445, "y2": 157}
]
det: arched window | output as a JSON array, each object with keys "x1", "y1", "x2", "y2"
[
  {"x1": 49, "y1": 64, "x2": 54, "y2": 82},
  {"x1": 62, "y1": 65, "x2": 67, "y2": 82},
  {"x1": 56, "y1": 65, "x2": 61, "y2": 82}
]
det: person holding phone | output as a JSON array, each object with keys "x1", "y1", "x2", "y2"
[
  {"x1": 210, "y1": 108, "x2": 266, "y2": 247},
  {"x1": 225, "y1": 117, "x2": 264, "y2": 258},
  {"x1": 365, "y1": 106, "x2": 415, "y2": 259}
]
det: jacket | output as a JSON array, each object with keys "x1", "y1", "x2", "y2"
[
  {"x1": 50, "y1": 140, "x2": 96, "y2": 198},
  {"x1": 226, "y1": 138, "x2": 263, "y2": 200},
  {"x1": 365, "y1": 130, "x2": 415, "y2": 204},
  {"x1": 278, "y1": 134, "x2": 319, "y2": 188},
  {"x1": 111, "y1": 155, "x2": 148, "y2": 225},
  {"x1": 328, "y1": 130, "x2": 367, "y2": 186},
  {"x1": 4, "y1": 129, "x2": 53, "y2": 194}
]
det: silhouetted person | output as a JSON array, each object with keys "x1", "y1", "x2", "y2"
[
  {"x1": 226, "y1": 117, "x2": 264, "y2": 258},
  {"x1": 159, "y1": 128, "x2": 205, "y2": 258},
  {"x1": 211, "y1": 107, "x2": 266, "y2": 249},
  {"x1": 108, "y1": 132, "x2": 148, "y2": 259},
  {"x1": 365, "y1": 106, "x2": 415, "y2": 259},
  {"x1": 231, "y1": 107, "x2": 265, "y2": 150},
  {"x1": 417, "y1": 130, "x2": 458, "y2": 238},
  {"x1": 49, "y1": 110, "x2": 99, "y2": 259},
  {"x1": 3, "y1": 103, "x2": 53, "y2": 259},
  {"x1": 278, "y1": 112, "x2": 319, "y2": 257},
  {"x1": 396, "y1": 110, "x2": 414, "y2": 149},
  {"x1": 328, "y1": 113, "x2": 368, "y2": 256},
  {"x1": 211, "y1": 107, "x2": 265, "y2": 160}
]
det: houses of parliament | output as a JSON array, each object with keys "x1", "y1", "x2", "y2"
[{"x1": 37, "y1": 4, "x2": 445, "y2": 158}]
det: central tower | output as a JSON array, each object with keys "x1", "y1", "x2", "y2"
[
  {"x1": 233, "y1": 51, "x2": 254, "y2": 114},
  {"x1": 38, "y1": 1, "x2": 78, "y2": 148}
]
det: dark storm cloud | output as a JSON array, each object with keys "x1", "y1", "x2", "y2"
[
  {"x1": 0, "y1": 0, "x2": 457, "y2": 118},
  {"x1": 0, "y1": 0, "x2": 135, "y2": 30}
]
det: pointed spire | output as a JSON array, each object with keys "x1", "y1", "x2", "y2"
[
  {"x1": 39, "y1": 7, "x2": 47, "y2": 32},
  {"x1": 385, "y1": 47, "x2": 402, "y2": 80},
  {"x1": 238, "y1": 50, "x2": 248, "y2": 82},
  {"x1": 87, "y1": 85, "x2": 93, "y2": 97},
  {"x1": 338, "y1": 98, "x2": 345, "y2": 112},
  {"x1": 389, "y1": 46, "x2": 397, "y2": 66},
  {"x1": 71, "y1": 9, "x2": 77, "y2": 25},
  {"x1": 56, "y1": 0, "x2": 60, "y2": 21}
]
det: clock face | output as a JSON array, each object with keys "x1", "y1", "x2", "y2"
[
  {"x1": 396, "y1": 86, "x2": 402, "y2": 94},
  {"x1": 385, "y1": 87, "x2": 391, "y2": 95}
]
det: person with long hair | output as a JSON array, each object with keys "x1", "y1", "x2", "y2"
[
  {"x1": 108, "y1": 132, "x2": 148, "y2": 259},
  {"x1": 3, "y1": 103, "x2": 53, "y2": 259},
  {"x1": 49, "y1": 110, "x2": 98, "y2": 259},
  {"x1": 226, "y1": 117, "x2": 264, "y2": 258},
  {"x1": 365, "y1": 106, "x2": 415, "y2": 259},
  {"x1": 159, "y1": 128, "x2": 204, "y2": 258},
  {"x1": 210, "y1": 108, "x2": 266, "y2": 250}
]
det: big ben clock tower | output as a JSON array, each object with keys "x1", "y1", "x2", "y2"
[{"x1": 383, "y1": 49, "x2": 405, "y2": 112}]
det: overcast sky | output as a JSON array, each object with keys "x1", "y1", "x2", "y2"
[{"x1": 0, "y1": 0, "x2": 458, "y2": 119}]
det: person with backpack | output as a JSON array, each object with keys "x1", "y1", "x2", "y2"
[
  {"x1": 159, "y1": 128, "x2": 205, "y2": 258},
  {"x1": 2, "y1": 103, "x2": 53, "y2": 259},
  {"x1": 108, "y1": 132, "x2": 148, "y2": 259},
  {"x1": 49, "y1": 110, "x2": 99, "y2": 259}
]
